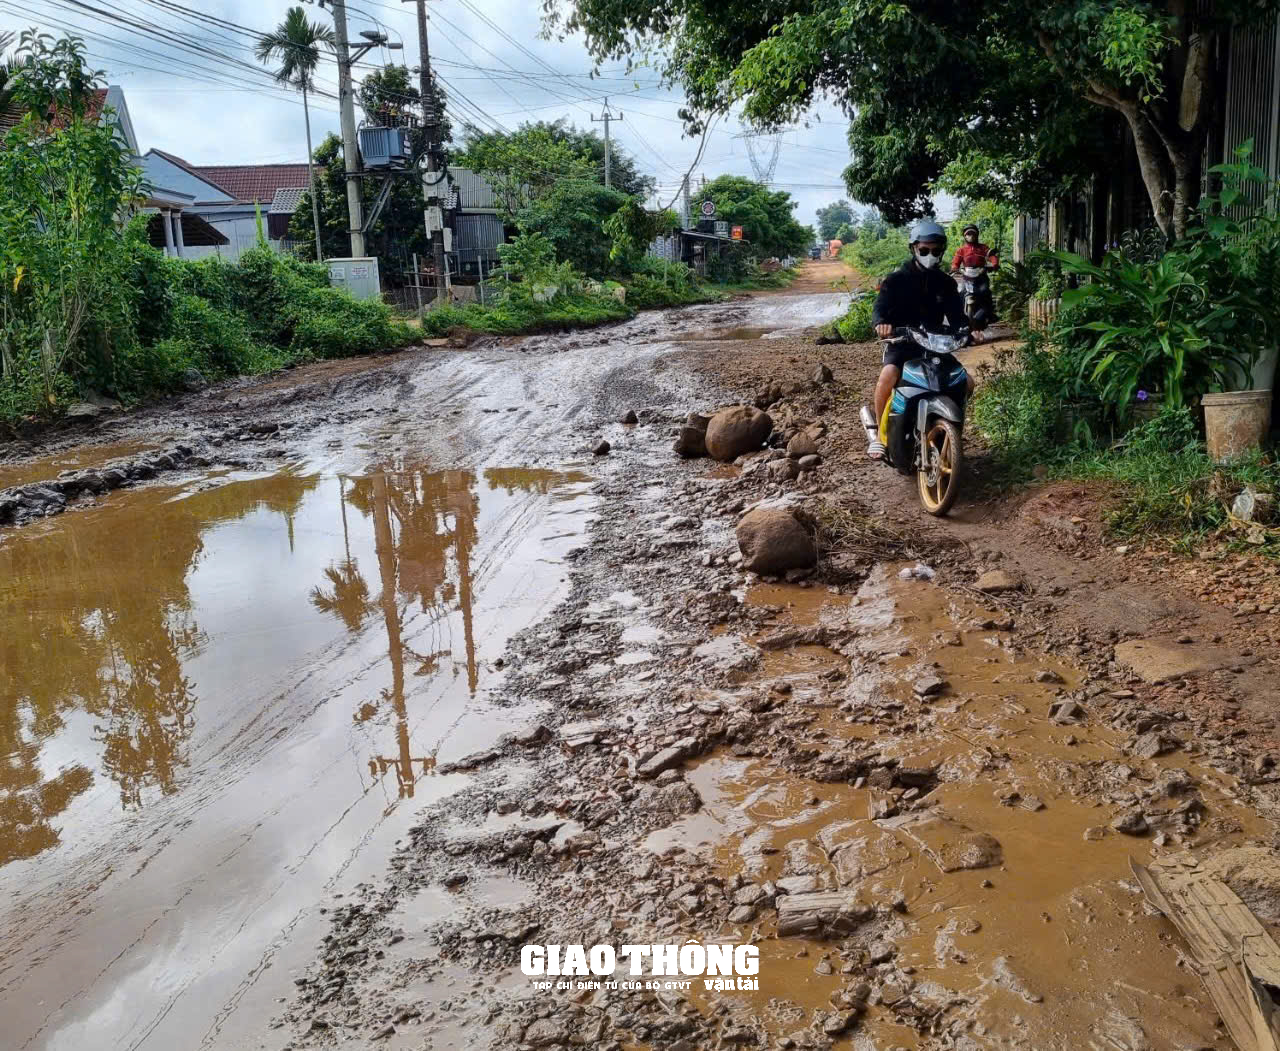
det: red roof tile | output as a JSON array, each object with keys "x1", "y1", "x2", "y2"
[
  {"x1": 191, "y1": 163, "x2": 311, "y2": 204},
  {"x1": 0, "y1": 88, "x2": 107, "y2": 134}
]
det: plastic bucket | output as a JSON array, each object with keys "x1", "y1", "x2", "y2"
[{"x1": 1202, "y1": 390, "x2": 1272, "y2": 463}]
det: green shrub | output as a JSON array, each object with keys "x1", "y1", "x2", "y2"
[
  {"x1": 968, "y1": 329, "x2": 1083, "y2": 471},
  {"x1": 624, "y1": 259, "x2": 712, "y2": 309},
  {"x1": 817, "y1": 295, "x2": 875, "y2": 343},
  {"x1": 841, "y1": 226, "x2": 909, "y2": 282}
]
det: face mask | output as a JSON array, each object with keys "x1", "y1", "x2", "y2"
[{"x1": 915, "y1": 248, "x2": 941, "y2": 269}]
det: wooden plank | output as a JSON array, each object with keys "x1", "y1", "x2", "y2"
[{"x1": 1132, "y1": 855, "x2": 1280, "y2": 1051}]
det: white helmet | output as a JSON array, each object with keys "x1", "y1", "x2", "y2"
[{"x1": 908, "y1": 219, "x2": 946, "y2": 244}]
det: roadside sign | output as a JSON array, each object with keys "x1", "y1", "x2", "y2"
[
  {"x1": 714, "y1": 220, "x2": 729, "y2": 237},
  {"x1": 425, "y1": 206, "x2": 443, "y2": 233},
  {"x1": 731, "y1": 225, "x2": 744, "y2": 240},
  {"x1": 700, "y1": 199, "x2": 716, "y2": 218}
]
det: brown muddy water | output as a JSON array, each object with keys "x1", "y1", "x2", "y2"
[
  {"x1": 0, "y1": 439, "x2": 168, "y2": 491},
  {"x1": 654, "y1": 567, "x2": 1261, "y2": 1049},
  {"x1": 0, "y1": 462, "x2": 592, "y2": 1050}
]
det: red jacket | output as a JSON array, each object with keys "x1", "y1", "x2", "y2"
[{"x1": 951, "y1": 242, "x2": 992, "y2": 270}]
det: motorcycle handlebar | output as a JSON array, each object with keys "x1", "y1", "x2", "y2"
[{"x1": 881, "y1": 326, "x2": 974, "y2": 348}]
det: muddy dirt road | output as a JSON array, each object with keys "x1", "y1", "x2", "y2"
[{"x1": 2, "y1": 270, "x2": 1278, "y2": 1051}]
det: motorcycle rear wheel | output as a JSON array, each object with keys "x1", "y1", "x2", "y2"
[{"x1": 917, "y1": 419, "x2": 962, "y2": 516}]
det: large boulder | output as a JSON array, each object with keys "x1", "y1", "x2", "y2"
[
  {"x1": 705, "y1": 406, "x2": 773, "y2": 462},
  {"x1": 736, "y1": 506, "x2": 817, "y2": 575}
]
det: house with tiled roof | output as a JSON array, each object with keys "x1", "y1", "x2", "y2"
[
  {"x1": 1, "y1": 84, "x2": 229, "y2": 257},
  {"x1": 139, "y1": 150, "x2": 309, "y2": 260}
]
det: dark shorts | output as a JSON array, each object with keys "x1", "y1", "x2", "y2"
[{"x1": 881, "y1": 341, "x2": 916, "y2": 370}]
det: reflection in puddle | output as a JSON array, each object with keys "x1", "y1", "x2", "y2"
[{"x1": 0, "y1": 463, "x2": 591, "y2": 1051}]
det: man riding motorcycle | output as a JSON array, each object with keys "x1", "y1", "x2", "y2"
[
  {"x1": 950, "y1": 223, "x2": 994, "y2": 271},
  {"x1": 868, "y1": 219, "x2": 982, "y2": 459}
]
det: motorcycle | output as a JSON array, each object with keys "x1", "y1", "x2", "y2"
[
  {"x1": 860, "y1": 327, "x2": 972, "y2": 516},
  {"x1": 954, "y1": 254, "x2": 998, "y2": 327}
]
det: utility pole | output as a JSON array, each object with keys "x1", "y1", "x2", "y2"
[
  {"x1": 681, "y1": 173, "x2": 691, "y2": 230},
  {"x1": 327, "y1": 0, "x2": 366, "y2": 257},
  {"x1": 591, "y1": 97, "x2": 623, "y2": 189},
  {"x1": 407, "y1": 0, "x2": 448, "y2": 302}
]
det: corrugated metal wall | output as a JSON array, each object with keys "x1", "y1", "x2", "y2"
[
  {"x1": 1221, "y1": 17, "x2": 1280, "y2": 203},
  {"x1": 453, "y1": 213, "x2": 505, "y2": 255},
  {"x1": 448, "y1": 167, "x2": 501, "y2": 211}
]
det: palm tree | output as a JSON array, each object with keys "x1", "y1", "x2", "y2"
[{"x1": 256, "y1": 7, "x2": 334, "y2": 262}]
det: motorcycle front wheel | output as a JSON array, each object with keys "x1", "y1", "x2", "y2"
[{"x1": 917, "y1": 418, "x2": 962, "y2": 516}]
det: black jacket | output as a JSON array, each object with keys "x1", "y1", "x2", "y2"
[{"x1": 871, "y1": 258, "x2": 967, "y2": 333}]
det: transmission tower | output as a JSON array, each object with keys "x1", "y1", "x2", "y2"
[{"x1": 737, "y1": 122, "x2": 782, "y2": 184}]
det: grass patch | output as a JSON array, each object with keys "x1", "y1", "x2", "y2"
[
  {"x1": 716, "y1": 266, "x2": 800, "y2": 293},
  {"x1": 419, "y1": 290, "x2": 632, "y2": 338},
  {"x1": 815, "y1": 501, "x2": 916, "y2": 559},
  {"x1": 969, "y1": 336, "x2": 1280, "y2": 555}
]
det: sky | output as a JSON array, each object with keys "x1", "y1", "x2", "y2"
[{"x1": 0, "y1": 0, "x2": 949, "y2": 232}]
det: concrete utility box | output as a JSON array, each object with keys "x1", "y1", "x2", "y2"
[{"x1": 327, "y1": 257, "x2": 381, "y2": 301}]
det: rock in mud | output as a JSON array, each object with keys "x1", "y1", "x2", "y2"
[
  {"x1": 704, "y1": 406, "x2": 773, "y2": 462},
  {"x1": 673, "y1": 425, "x2": 707, "y2": 458},
  {"x1": 1049, "y1": 699, "x2": 1087, "y2": 724},
  {"x1": 883, "y1": 811, "x2": 1003, "y2": 872},
  {"x1": 594, "y1": 439, "x2": 611, "y2": 455},
  {"x1": 777, "y1": 891, "x2": 873, "y2": 938},
  {"x1": 912, "y1": 675, "x2": 947, "y2": 698},
  {"x1": 975, "y1": 569, "x2": 1021, "y2": 593},
  {"x1": 636, "y1": 737, "x2": 699, "y2": 778},
  {"x1": 736, "y1": 507, "x2": 817, "y2": 575},
  {"x1": 813, "y1": 363, "x2": 834, "y2": 384},
  {"x1": 673, "y1": 412, "x2": 710, "y2": 458},
  {"x1": 636, "y1": 780, "x2": 702, "y2": 816},
  {"x1": 787, "y1": 433, "x2": 819, "y2": 460},
  {"x1": 797, "y1": 454, "x2": 821, "y2": 470},
  {"x1": 523, "y1": 1017, "x2": 569, "y2": 1047},
  {"x1": 1128, "y1": 730, "x2": 1178, "y2": 759},
  {"x1": 1111, "y1": 809, "x2": 1149, "y2": 836},
  {"x1": 620, "y1": 409, "x2": 638, "y2": 424},
  {"x1": 767, "y1": 458, "x2": 800, "y2": 482},
  {"x1": 180, "y1": 367, "x2": 207, "y2": 392}
]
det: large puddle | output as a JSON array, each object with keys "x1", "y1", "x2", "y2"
[
  {"x1": 0, "y1": 463, "x2": 592, "y2": 1050},
  {"x1": 651, "y1": 567, "x2": 1261, "y2": 1049}
]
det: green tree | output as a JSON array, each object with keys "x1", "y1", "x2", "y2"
[
  {"x1": 358, "y1": 64, "x2": 452, "y2": 159},
  {"x1": 255, "y1": 6, "x2": 333, "y2": 262},
  {"x1": 0, "y1": 31, "x2": 142, "y2": 409},
  {"x1": 515, "y1": 180, "x2": 631, "y2": 277},
  {"x1": 453, "y1": 119, "x2": 652, "y2": 216},
  {"x1": 690, "y1": 174, "x2": 810, "y2": 259},
  {"x1": 550, "y1": 0, "x2": 1280, "y2": 238},
  {"x1": 816, "y1": 199, "x2": 854, "y2": 241}
]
